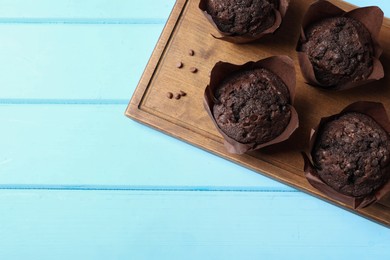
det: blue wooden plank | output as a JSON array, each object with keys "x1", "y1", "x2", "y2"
[
  {"x1": 350, "y1": 0, "x2": 390, "y2": 16},
  {"x1": 0, "y1": 0, "x2": 386, "y2": 21},
  {"x1": 0, "y1": 1, "x2": 387, "y2": 102},
  {"x1": 0, "y1": 24, "x2": 163, "y2": 99},
  {"x1": 0, "y1": 0, "x2": 387, "y2": 21},
  {"x1": 0, "y1": 190, "x2": 389, "y2": 259},
  {"x1": 0, "y1": 1, "x2": 388, "y2": 259},
  {"x1": 0, "y1": 0, "x2": 175, "y2": 20},
  {"x1": 0, "y1": 104, "x2": 290, "y2": 189}
]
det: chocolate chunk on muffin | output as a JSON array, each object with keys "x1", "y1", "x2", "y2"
[
  {"x1": 313, "y1": 112, "x2": 390, "y2": 197},
  {"x1": 205, "y1": 0, "x2": 279, "y2": 36},
  {"x1": 213, "y1": 68, "x2": 291, "y2": 145},
  {"x1": 301, "y1": 16, "x2": 374, "y2": 88}
]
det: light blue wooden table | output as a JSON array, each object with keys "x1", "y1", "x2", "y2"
[{"x1": 0, "y1": 0, "x2": 389, "y2": 259}]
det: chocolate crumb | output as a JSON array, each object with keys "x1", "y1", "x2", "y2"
[
  {"x1": 166, "y1": 92, "x2": 173, "y2": 99},
  {"x1": 174, "y1": 93, "x2": 181, "y2": 100},
  {"x1": 188, "y1": 49, "x2": 195, "y2": 56},
  {"x1": 176, "y1": 61, "x2": 183, "y2": 68},
  {"x1": 190, "y1": 67, "x2": 198, "y2": 73},
  {"x1": 179, "y1": 90, "x2": 187, "y2": 96}
]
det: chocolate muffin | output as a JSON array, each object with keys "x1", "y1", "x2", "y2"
[
  {"x1": 213, "y1": 68, "x2": 291, "y2": 145},
  {"x1": 301, "y1": 16, "x2": 374, "y2": 88},
  {"x1": 205, "y1": 0, "x2": 279, "y2": 36},
  {"x1": 313, "y1": 112, "x2": 390, "y2": 197}
]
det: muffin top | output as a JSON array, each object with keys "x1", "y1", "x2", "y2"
[
  {"x1": 213, "y1": 67, "x2": 291, "y2": 145},
  {"x1": 301, "y1": 16, "x2": 374, "y2": 88},
  {"x1": 313, "y1": 112, "x2": 390, "y2": 197},
  {"x1": 205, "y1": 0, "x2": 279, "y2": 36}
]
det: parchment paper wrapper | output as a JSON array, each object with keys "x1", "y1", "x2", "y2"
[
  {"x1": 302, "y1": 101, "x2": 390, "y2": 208},
  {"x1": 204, "y1": 56, "x2": 299, "y2": 154},
  {"x1": 296, "y1": 1, "x2": 384, "y2": 90},
  {"x1": 199, "y1": 0, "x2": 289, "y2": 44}
]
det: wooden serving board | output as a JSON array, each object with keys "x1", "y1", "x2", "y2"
[{"x1": 126, "y1": 0, "x2": 390, "y2": 227}]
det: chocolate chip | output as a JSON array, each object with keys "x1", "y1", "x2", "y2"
[
  {"x1": 371, "y1": 159, "x2": 379, "y2": 167},
  {"x1": 188, "y1": 49, "x2": 195, "y2": 56},
  {"x1": 333, "y1": 53, "x2": 342, "y2": 63},
  {"x1": 218, "y1": 114, "x2": 228, "y2": 124},
  {"x1": 382, "y1": 155, "x2": 388, "y2": 165},
  {"x1": 344, "y1": 124, "x2": 356, "y2": 133},
  {"x1": 166, "y1": 92, "x2": 173, "y2": 99},
  {"x1": 176, "y1": 61, "x2": 183, "y2": 68},
  {"x1": 342, "y1": 136, "x2": 352, "y2": 143},
  {"x1": 174, "y1": 93, "x2": 181, "y2": 100},
  {"x1": 249, "y1": 115, "x2": 258, "y2": 121},
  {"x1": 270, "y1": 111, "x2": 276, "y2": 118},
  {"x1": 179, "y1": 90, "x2": 187, "y2": 96},
  {"x1": 190, "y1": 67, "x2": 198, "y2": 73}
]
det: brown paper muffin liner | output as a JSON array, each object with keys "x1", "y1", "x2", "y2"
[
  {"x1": 303, "y1": 101, "x2": 390, "y2": 208},
  {"x1": 204, "y1": 56, "x2": 299, "y2": 154},
  {"x1": 296, "y1": 0, "x2": 384, "y2": 90},
  {"x1": 199, "y1": 0, "x2": 289, "y2": 44}
]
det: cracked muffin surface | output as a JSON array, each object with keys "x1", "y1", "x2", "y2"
[
  {"x1": 313, "y1": 112, "x2": 390, "y2": 197},
  {"x1": 206, "y1": 0, "x2": 279, "y2": 36},
  {"x1": 213, "y1": 68, "x2": 291, "y2": 145},
  {"x1": 301, "y1": 16, "x2": 374, "y2": 87}
]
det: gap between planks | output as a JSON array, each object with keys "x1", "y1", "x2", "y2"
[
  {"x1": 0, "y1": 99, "x2": 129, "y2": 105},
  {"x1": 0, "y1": 18, "x2": 167, "y2": 25},
  {"x1": 0, "y1": 184, "x2": 298, "y2": 192}
]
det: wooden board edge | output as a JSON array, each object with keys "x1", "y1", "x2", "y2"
[
  {"x1": 125, "y1": 0, "x2": 188, "y2": 117},
  {"x1": 125, "y1": 0, "x2": 390, "y2": 228},
  {"x1": 127, "y1": 104, "x2": 390, "y2": 227},
  {"x1": 128, "y1": 97, "x2": 390, "y2": 226}
]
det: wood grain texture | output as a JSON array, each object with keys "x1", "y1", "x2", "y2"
[
  {"x1": 0, "y1": 189, "x2": 389, "y2": 259},
  {"x1": 127, "y1": 0, "x2": 390, "y2": 226}
]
